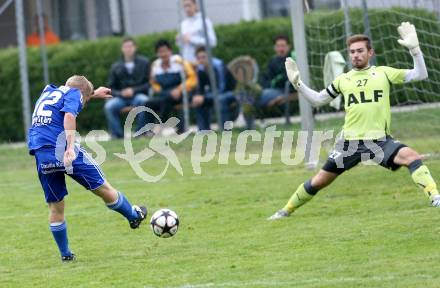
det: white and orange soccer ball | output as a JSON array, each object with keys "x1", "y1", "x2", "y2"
[{"x1": 150, "y1": 209, "x2": 179, "y2": 238}]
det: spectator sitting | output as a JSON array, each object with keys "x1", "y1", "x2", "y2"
[
  {"x1": 192, "y1": 46, "x2": 237, "y2": 130},
  {"x1": 104, "y1": 37, "x2": 150, "y2": 139},
  {"x1": 176, "y1": 0, "x2": 217, "y2": 64},
  {"x1": 259, "y1": 35, "x2": 296, "y2": 109},
  {"x1": 148, "y1": 39, "x2": 197, "y2": 134},
  {"x1": 27, "y1": 14, "x2": 60, "y2": 47}
]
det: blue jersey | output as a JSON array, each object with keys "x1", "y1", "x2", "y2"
[{"x1": 28, "y1": 85, "x2": 83, "y2": 155}]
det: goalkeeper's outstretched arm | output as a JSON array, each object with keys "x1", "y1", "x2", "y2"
[
  {"x1": 397, "y1": 22, "x2": 428, "y2": 82},
  {"x1": 284, "y1": 57, "x2": 335, "y2": 107},
  {"x1": 405, "y1": 52, "x2": 428, "y2": 82}
]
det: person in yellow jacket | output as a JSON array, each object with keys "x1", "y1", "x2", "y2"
[{"x1": 148, "y1": 39, "x2": 197, "y2": 133}]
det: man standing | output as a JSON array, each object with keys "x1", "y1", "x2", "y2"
[
  {"x1": 177, "y1": 0, "x2": 217, "y2": 64},
  {"x1": 268, "y1": 22, "x2": 438, "y2": 220},
  {"x1": 105, "y1": 37, "x2": 150, "y2": 138}
]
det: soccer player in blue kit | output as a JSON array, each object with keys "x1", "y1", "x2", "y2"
[{"x1": 28, "y1": 75, "x2": 147, "y2": 262}]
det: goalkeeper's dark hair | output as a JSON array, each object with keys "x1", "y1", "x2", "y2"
[
  {"x1": 346, "y1": 34, "x2": 372, "y2": 50},
  {"x1": 155, "y1": 39, "x2": 172, "y2": 52}
]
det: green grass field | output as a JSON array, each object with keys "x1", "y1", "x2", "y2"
[{"x1": 1, "y1": 109, "x2": 440, "y2": 287}]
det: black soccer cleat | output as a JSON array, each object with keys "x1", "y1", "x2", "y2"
[
  {"x1": 61, "y1": 253, "x2": 76, "y2": 262},
  {"x1": 129, "y1": 205, "x2": 148, "y2": 229}
]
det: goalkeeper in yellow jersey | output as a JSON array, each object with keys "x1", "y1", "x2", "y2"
[{"x1": 268, "y1": 22, "x2": 439, "y2": 220}]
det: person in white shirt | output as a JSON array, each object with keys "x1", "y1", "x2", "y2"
[{"x1": 176, "y1": 0, "x2": 217, "y2": 64}]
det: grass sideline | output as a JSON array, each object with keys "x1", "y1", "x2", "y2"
[{"x1": 1, "y1": 109, "x2": 440, "y2": 287}]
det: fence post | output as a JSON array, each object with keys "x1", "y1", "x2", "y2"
[
  {"x1": 15, "y1": 0, "x2": 31, "y2": 141},
  {"x1": 289, "y1": 0, "x2": 315, "y2": 168}
]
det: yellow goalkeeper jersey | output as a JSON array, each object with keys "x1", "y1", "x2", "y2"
[{"x1": 329, "y1": 66, "x2": 408, "y2": 140}]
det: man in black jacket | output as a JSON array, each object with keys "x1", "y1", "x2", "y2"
[
  {"x1": 259, "y1": 35, "x2": 295, "y2": 109},
  {"x1": 104, "y1": 37, "x2": 150, "y2": 138}
]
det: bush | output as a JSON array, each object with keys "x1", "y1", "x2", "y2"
[{"x1": 0, "y1": 7, "x2": 438, "y2": 142}]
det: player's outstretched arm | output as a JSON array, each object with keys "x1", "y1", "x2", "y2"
[
  {"x1": 92, "y1": 87, "x2": 112, "y2": 99},
  {"x1": 285, "y1": 57, "x2": 335, "y2": 107},
  {"x1": 397, "y1": 22, "x2": 428, "y2": 82}
]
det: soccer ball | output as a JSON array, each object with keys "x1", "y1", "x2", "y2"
[{"x1": 150, "y1": 209, "x2": 179, "y2": 238}]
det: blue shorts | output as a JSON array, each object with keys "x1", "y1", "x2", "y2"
[{"x1": 34, "y1": 146, "x2": 106, "y2": 203}]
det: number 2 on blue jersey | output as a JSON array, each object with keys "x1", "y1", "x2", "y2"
[
  {"x1": 32, "y1": 90, "x2": 63, "y2": 118},
  {"x1": 32, "y1": 90, "x2": 63, "y2": 125}
]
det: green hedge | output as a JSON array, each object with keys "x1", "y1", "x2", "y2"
[{"x1": 0, "y1": 7, "x2": 439, "y2": 142}]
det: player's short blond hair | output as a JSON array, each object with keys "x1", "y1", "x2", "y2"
[{"x1": 65, "y1": 75, "x2": 94, "y2": 99}]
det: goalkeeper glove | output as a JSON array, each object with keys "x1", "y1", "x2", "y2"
[
  {"x1": 397, "y1": 21, "x2": 421, "y2": 56},
  {"x1": 285, "y1": 57, "x2": 301, "y2": 89}
]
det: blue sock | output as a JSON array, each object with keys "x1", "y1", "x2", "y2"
[
  {"x1": 106, "y1": 192, "x2": 138, "y2": 221},
  {"x1": 50, "y1": 222, "x2": 72, "y2": 257}
]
